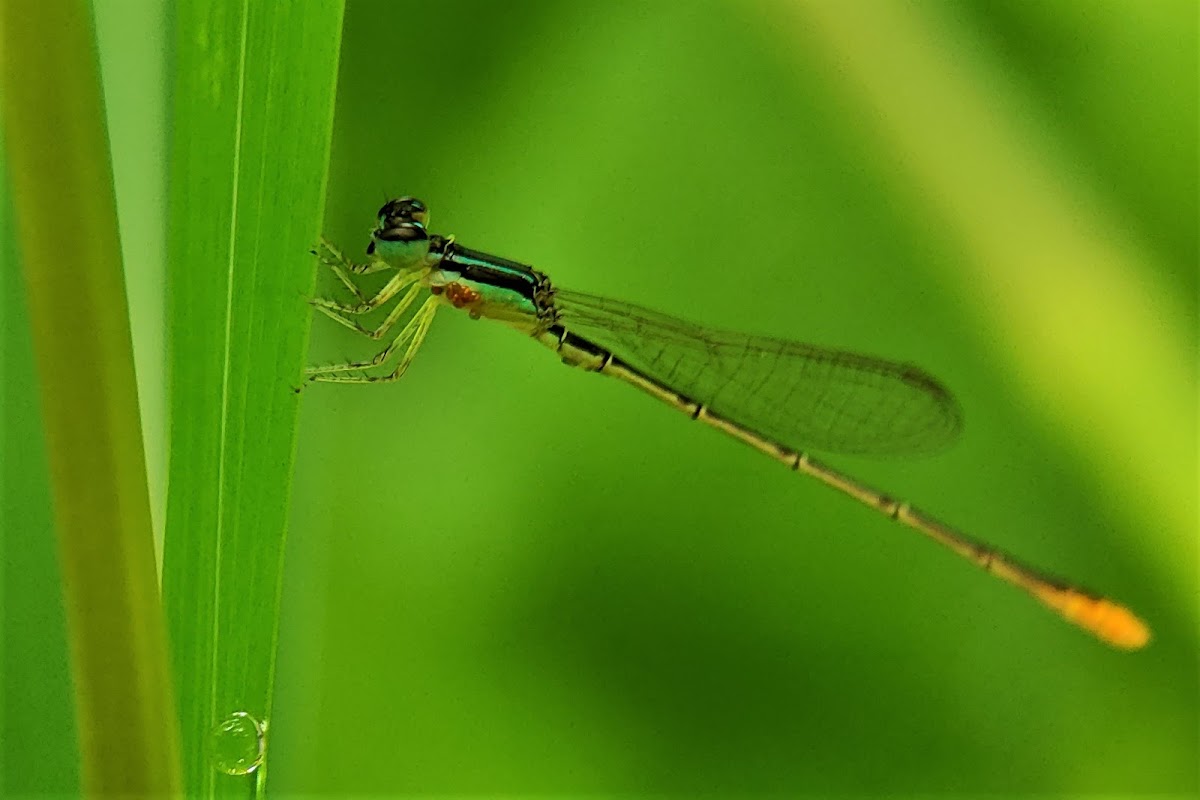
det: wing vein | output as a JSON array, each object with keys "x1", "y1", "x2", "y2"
[{"x1": 555, "y1": 289, "x2": 962, "y2": 456}]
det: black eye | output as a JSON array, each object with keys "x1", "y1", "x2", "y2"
[
  {"x1": 379, "y1": 197, "x2": 429, "y2": 228},
  {"x1": 376, "y1": 221, "x2": 429, "y2": 243},
  {"x1": 395, "y1": 196, "x2": 427, "y2": 214}
]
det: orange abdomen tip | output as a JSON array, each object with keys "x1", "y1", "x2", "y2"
[
  {"x1": 1085, "y1": 601, "x2": 1151, "y2": 650},
  {"x1": 1046, "y1": 590, "x2": 1151, "y2": 650}
]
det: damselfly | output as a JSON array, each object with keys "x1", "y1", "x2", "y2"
[{"x1": 306, "y1": 197, "x2": 1149, "y2": 650}]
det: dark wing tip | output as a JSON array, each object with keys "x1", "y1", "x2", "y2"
[{"x1": 894, "y1": 364, "x2": 964, "y2": 454}]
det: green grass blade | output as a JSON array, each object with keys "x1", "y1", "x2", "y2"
[
  {"x1": 162, "y1": 1, "x2": 344, "y2": 795},
  {"x1": 2, "y1": 129, "x2": 82, "y2": 799},
  {"x1": 0, "y1": 0, "x2": 182, "y2": 795}
]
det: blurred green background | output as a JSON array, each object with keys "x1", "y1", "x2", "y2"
[{"x1": 5, "y1": 0, "x2": 1197, "y2": 795}]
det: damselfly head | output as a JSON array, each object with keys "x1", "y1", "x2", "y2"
[
  {"x1": 369, "y1": 197, "x2": 431, "y2": 263},
  {"x1": 368, "y1": 217, "x2": 430, "y2": 267}
]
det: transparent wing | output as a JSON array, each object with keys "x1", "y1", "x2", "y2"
[{"x1": 555, "y1": 290, "x2": 962, "y2": 456}]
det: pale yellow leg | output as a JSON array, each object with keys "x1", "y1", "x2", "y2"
[
  {"x1": 314, "y1": 280, "x2": 425, "y2": 338},
  {"x1": 312, "y1": 263, "x2": 422, "y2": 315},
  {"x1": 306, "y1": 296, "x2": 439, "y2": 381},
  {"x1": 314, "y1": 236, "x2": 392, "y2": 303}
]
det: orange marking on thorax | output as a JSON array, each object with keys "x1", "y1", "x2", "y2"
[{"x1": 443, "y1": 281, "x2": 481, "y2": 309}]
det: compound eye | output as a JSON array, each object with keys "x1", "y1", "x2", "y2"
[
  {"x1": 369, "y1": 220, "x2": 431, "y2": 268},
  {"x1": 375, "y1": 221, "x2": 428, "y2": 243},
  {"x1": 377, "y1": 196, "x2": 429, "y2": 227},
  {"x1": 396, "y1": 196, "x2": 428, "y2": 225}
]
